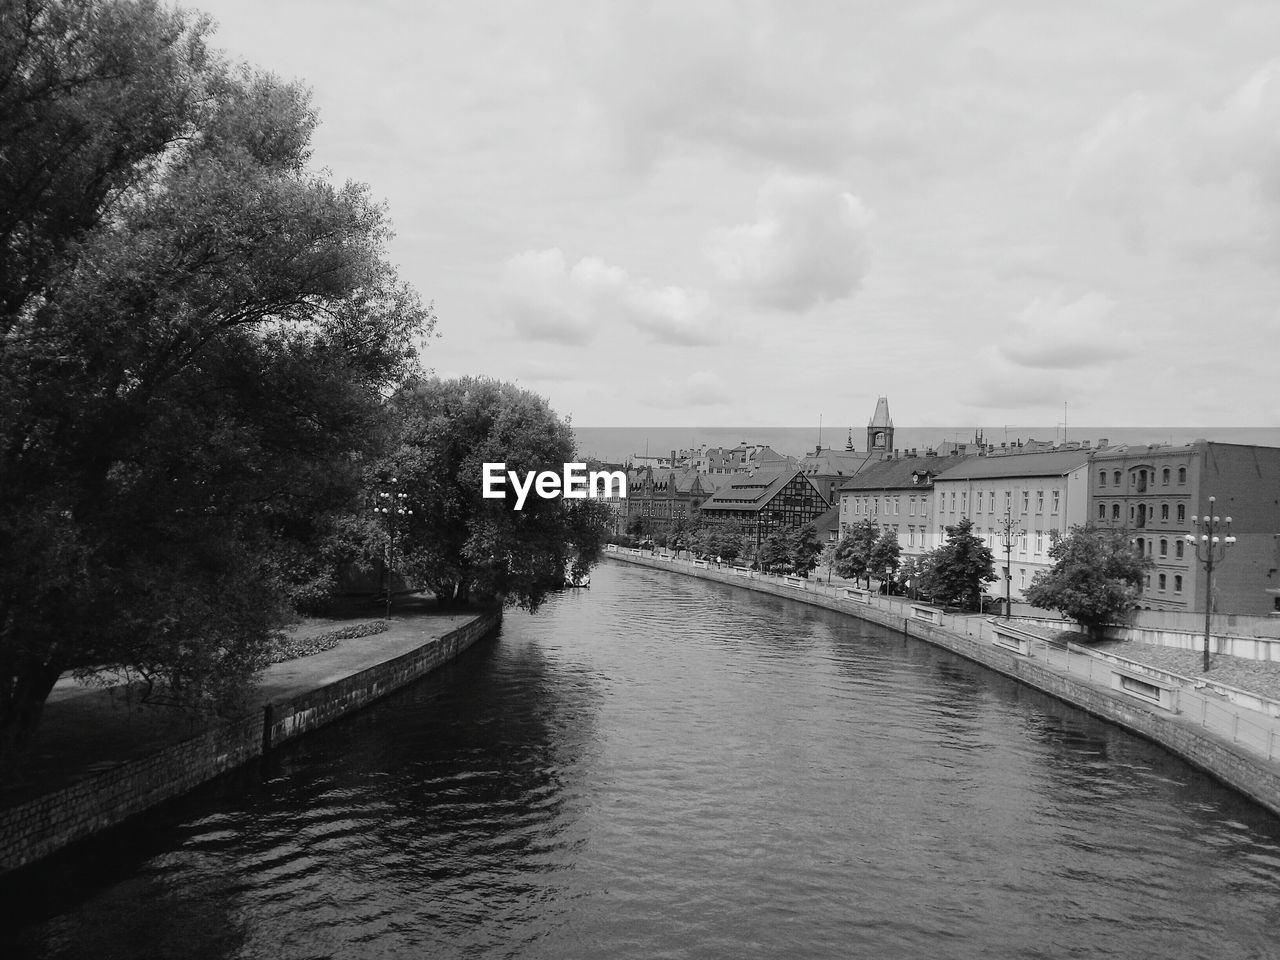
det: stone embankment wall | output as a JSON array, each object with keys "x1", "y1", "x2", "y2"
[
  {"x1": 610, "y1": 553, "x2": 1280, "y2": 818},
  {"x1": 0, "y1": 610, "x2": 501, "y2": 875}
]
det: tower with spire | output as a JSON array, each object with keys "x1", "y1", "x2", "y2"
[{"x1": 867, "y1": 396, "x2": 894, "y2": 456}]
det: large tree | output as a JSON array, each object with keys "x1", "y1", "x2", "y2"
[
  {"x1": 1024, "y1": 525, "x2": 1152, "y2": 639},
  {"x1": 790, "y1": 524, "x2": 824, "y2": 578},
  {"x1": 0, "y1": 1, "x2": 431, "y2": 758},
  {"x1": 920, "y1": 518, "x2": 996, "y2": 609},
  {"x1": 384, "y1": 377, "x2": 610, "y2": 610},
  {"x1": 833, "y1": 519, "x2": 879, "y2": 587}
]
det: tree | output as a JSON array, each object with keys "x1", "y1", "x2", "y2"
[
  {"x1": 921, "y1": 518, "x2": 997, "y2": 609},
  {"x1": 1024, "y1": 525, "x2": 1153, "y2": 640},
  {"x1": 790, "y1": 524, "x2": 823, "y2": 578},
  {"x1": 0, "y1": 1, "x2": 431, "y2": 759},
  {"x1": 758, "y1": 529, "x2": 792, "y2": 574},
  {"x1": 833, "y1": 519, "x2": 878, "y2": 587},
  {"x1": 868, "y1": 530, "x2": 902, "y2": 588},
  {"x1": 385, "y1": 377, "x2": 610, "y2": 610}
]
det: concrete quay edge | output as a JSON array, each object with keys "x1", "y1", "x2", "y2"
[{"x1": 0, "y1": 608, "x2": 502, "y2": 875}]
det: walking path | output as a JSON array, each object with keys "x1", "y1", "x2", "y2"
[{"x1": 1, "y1": 599, "x2": 480, "y2": 810}]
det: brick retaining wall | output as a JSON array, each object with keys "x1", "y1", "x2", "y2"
[
  {"x1": 610, "y1": 554, "x2": 1280, "y2": 818},
  {"x1": 0, "y1": 609, "x2": 501, "y2": 874}
]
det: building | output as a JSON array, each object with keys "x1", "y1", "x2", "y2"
[
  {"x1": 623, "y1": 465, "x2": 724, "y2": 537},
  {"x1": 798, "y1": 442, "x2": 875, "y2": 505},
  {"x1": 1088, "y1": 442, "x2": 1280, "y2": 615},
  {"x1": 699, "y1": 466, "x2": 830, "y2": 553},
  {"x1": 930, "y1": 449, "x2": 1092, "y2": 600},
  {"x1": 866, "y1": 396, "x2": 894, "y2": 456},
  {"x1": 703, "y1": 443, "x2": 793, "y2": 475},
  {"x1": 837, "y1": 453, "x2": 970, "y2": 558}
]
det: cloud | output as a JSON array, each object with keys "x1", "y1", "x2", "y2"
[
  {"x1": 998, "y1": 292, "x2": 1133, "y2": 369},
  {"x1": 706, "y1": 175, "x2": 873, "y2": 311},
  {"x1": 499, "y1": 248, "x2": 715, "y2": 345},
  {"x1": 1071, "y1": 61, "x2": 1280, "y2": 259}
]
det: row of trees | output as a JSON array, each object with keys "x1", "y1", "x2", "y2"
[{"x1": 0, "y1": 1, "x2": 608, "y2": 763}]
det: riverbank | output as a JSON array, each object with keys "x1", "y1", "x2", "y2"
[
  {"x1": 0, "y1": 605, "x2": 502, "y2": 875},
  {"x1": 607, "y1": 550, "x2": 1280, "y2": 818}
]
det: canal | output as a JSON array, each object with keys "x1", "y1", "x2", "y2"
[{"x1": 8, "y1": 561, "x2": 1280, "y2": 959}]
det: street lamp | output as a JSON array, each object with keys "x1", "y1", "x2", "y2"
[
  {"x1": 996, "y1": 507, "x2": 1025, "y2": 620},
  {"x1": 376, "y1": 476, "x2": 414, "y2": 618},
  {"x1": 1187, "y1": 496, "x2": 1236, "y2": 672}
]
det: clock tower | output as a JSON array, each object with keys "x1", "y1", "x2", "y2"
[{"x1": 866, "y1": 396, "x2": 894, "y2": 457}]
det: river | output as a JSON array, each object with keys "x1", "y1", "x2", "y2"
[{"x1": 9, "y1": 561, "x2": 1280, "y2": 959}]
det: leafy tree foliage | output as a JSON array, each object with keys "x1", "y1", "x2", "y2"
[
  {"x1": 918, "y1": 518, "x2": 996, "y2": 609},
  {"x1": 1024, "y1": 525, "x2": 1153, "y2": 639},
  {"x1": 868, "y1": 530, "x2": 902, "y2": 586},
  {"x1": 385, "y1": 377, "x2": 609, "y2": 610},
  {"x1": 757, "y1": 529, "x2": 793, "y2": 574},
  {"x1": 790, "y1": 524, "x2": 824, "y2": 578},
  {"x1": 833, "y1": 519, "x2": 879, "y2": 586},
  {"x1": 0, "y1": 1, "x2": 431, "y2": 758}
]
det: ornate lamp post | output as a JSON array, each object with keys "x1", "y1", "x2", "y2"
[
  {"x1": 375, "y1": 476, "x2": 413, "y2": 618},
  {"x1": 1187, "y1": 496, "x2": 1235, "y2": 672},
  {"x1": 995, "y1": 507, "x2": 1025, "y2": 619}
]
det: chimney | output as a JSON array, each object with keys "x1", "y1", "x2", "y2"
[{"x1": 1097, "y1": 438, "x2": 1109, "y2": 450}]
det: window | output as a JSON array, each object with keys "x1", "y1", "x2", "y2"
[
  {"x1": 1175, "y1": 575, "x2": 1183, "y2": 592},
  {"x1": 1130, "y1": 505, "x2": 1135, "y2": 521},
  {"x1": 1114, "y1": 470, "x2": 1122, "y2": 486},
  {"x1": 1178, "y1": 467, "x2": 1186, "y2": 484},
  {"x1": 1099, "y1": 470, "x2": 1107, "y2": 486},
  {"x1": 1177, "y1": 504, "x2": 1185, "y2": 522},
  {"x1": 1035, "y1": 532, "x2": 1044, "y2": 554},
  {"x1": 977, "y1": 491, "x2": 983, "y2": 513},
  {"x1": 1052, "y1": 490, "x2": 1060, "y2": 514},
  {"x1": 1098, "y1": 503, "x2": 1106, "y2": 520},
  {"x1": 908, "y1": 526, "x2": 916, "y2": 547},
  {"x1": 1176, "y1": 540, "x2": 1184, "y2": 559},
  {"x1": 909, "y1": 497, "x2": 916, "y2": 516},
  {"x1": 1022, "y1": 491, "x2": 1029, "y2": 512},
  {"x1": 1159, "y1": 539, "x2": 1167, "y2": 557},
  {"x1": 1162, "y1": 468, "x2": 1170, "y2": 486},
  {"x1": 1161, "y1": 503, "x2": 1169, "y2": 521},
  {"x1": 1112, "y1": 503, "x2": 1120, "y2": 521},
  {"x1": 1037, "y1": 490, "x2": 1044, "y2": 512},
  {"x1": 1019, "y1": 533, "x2": 1028, "y2": 552},
  {"x1": 989, "y1": 491, "x2": 995, "y2": 514},
  {"x1": 961, "y1": 492, "x2": 967, "y2": 514},
  {"x1": 1159, "y1": 573, "x2": 1167, "y2": 591},
  {"x1": 950, "y1": 492, "x2": 956, "y2": 512},
  {"x1": 1020, "y1": 568, "x2": 1027, "y2": 588}
]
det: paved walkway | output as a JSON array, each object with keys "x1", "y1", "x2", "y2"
[{"x1": 1, "y1": 601, "x2": 479, "y2": 809}]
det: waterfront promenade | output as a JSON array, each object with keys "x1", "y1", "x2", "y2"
[
  {"x1": 0, "y1": 603, "x2": 500, "y2": 873},
  {"x1": 608, "y1": 547, "x2": 1280, "y2": 817}
]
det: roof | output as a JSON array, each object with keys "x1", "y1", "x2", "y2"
[
  {"x1": 701, "y1": 467, "x2": 809, "y2": 513},
  {"x1": 931, "y1": 449, "x2": 1091, "y2": 481},
  {"x1": 867, "y1": 396, "x2": 892, "y2": 429},
  {"x1": 799, "y1": 447, "x2": 874, "y2": 477},
  {"x1": 837, "y1": 454, "x2": 970, "y2": 493}
]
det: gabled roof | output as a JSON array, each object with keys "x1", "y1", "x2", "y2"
[
  {"x1": 701, "y1": 467, "x2": 818, "y2": 513},
  {"x1": 931, "y1": 449, "x2": 1091, "y2": 481},
  {"x1": 799, "y1": 447, "x2": 874, "y2": 477},
  {"x1": 838, "y1": 454, "x2": 970, "y2": 493}
]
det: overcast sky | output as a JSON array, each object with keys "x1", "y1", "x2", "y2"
[{"x1": 193, "y1": 0, "x2": 1280, "y2": 429}]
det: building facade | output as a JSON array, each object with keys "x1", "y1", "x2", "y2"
[
  {"x1": 837, "y1": 454, "x2": 969, "y2": 559},
  {"x1": 1088, "y1": 442, "x2": 1280, "y2": 615},
  {"x1": 699, "y1": 467, "x2": 830, "y2": 552},
  {"x1": 930, "y1": 450, "x2": 1092, "y2": 600}
]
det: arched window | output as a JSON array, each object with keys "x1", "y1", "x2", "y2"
[
  {"x1": 1159, "y1": 539, "x2": 1168, "y2": 557},
  {"x1": 1099, "y1": 470, "x2": 1107, "y2": 486},
  {"x1": 1159, "y1": 573, "x2": 1167, "y2": 591},
  {"x1": 1162, "y1": 468, "x2": 1170, "y2": 485},
  {"x1": 1114, "y1": 470, "x2": 1122, "y2": 485},
  {"x1": 1175, "y1": 575, "x2": 1183, "y2": 592},
  {"x1": 1177, "y1": 504, "x2": 1185, "y2": 522},
  {"x1": 1178, "y1": 467, "x2": 1186, "y2": 484},
  {"x1": 1098, "y1": 503, "x2": 1106, "y2": 520},
  {"x1": 1112, "y1": 503, "x2": 1120, "y2": 520},
  {"x1": 1161, "y1": 503, "x2": 1169, "y2": 521},
  {"x1": 1176, "y1": 540, "x2": 1184, "y2": 559}
]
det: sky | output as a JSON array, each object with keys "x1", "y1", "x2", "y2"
[{"x1": 191, "y1": 0, "x2": 1280, "y2": 430}]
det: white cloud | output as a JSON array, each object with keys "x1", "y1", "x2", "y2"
[
  {"x1": 998, "y1": 292, "x2": 1132, "y2": 369},
  {"x1": 499, "y1": 248, "x2": 715, "y2": 345},
  {"x1": 706, "y1": 175, "x2": 873, "y2": 311},
  {"x1": 1071, "y1": 62, "x2": 1280, "y2": 259}
]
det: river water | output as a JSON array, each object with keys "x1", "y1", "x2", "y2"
[{"x1": 9, "y1": 561, "x2": 1280, "y2": 959}]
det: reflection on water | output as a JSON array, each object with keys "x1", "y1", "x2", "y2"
[{"x1": 10, "y1": 562, "x2": 1280, "y2": 959}]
